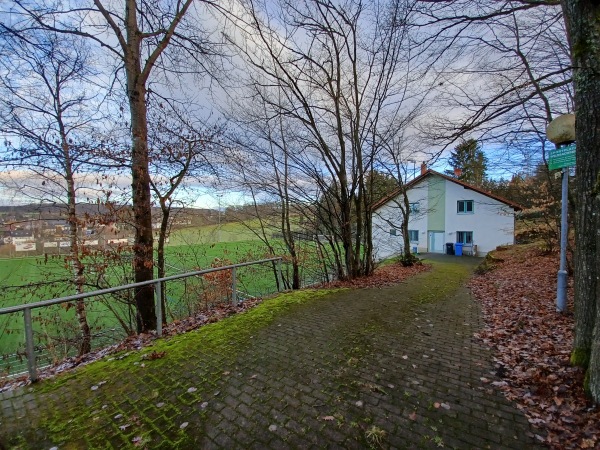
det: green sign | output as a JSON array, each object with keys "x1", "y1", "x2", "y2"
[{"x1": 548, "y1": 143, "x2": 576, "y2": 170}]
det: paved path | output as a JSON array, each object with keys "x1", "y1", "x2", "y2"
[{"x1": 0, "y1": 255, "x2": 542, "y2": 449}]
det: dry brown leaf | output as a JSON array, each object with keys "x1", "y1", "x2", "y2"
[{"x1": 470, "y1": 246, "x2": 599, "y2": 449}]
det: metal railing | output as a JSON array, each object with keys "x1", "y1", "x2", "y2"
[{"x1": 0, "y1": 257, "x2": 282, "y2": 382}]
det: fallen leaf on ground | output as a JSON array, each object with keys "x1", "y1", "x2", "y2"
[
  {"x1": 470, "y1": 246, "x2": 600, "y2": 449},
  {"x1": 146, "y1": 351, "x2": 166, "y2": 360}
]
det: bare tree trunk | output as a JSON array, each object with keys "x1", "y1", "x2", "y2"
[
  {"x1": 401, "y1": 189, "x2": 412, "y2": 261},
  {"x1": 363, "y1": 204, "x2": 374, "y2": 276},
  {"x1": 130, "y1": 104, "x2": 156, "y2": 332},
  {"x1": 125, "y1": 0, "x2": 156, "y2": 332},
  {"x1": 281, "y1": 189, "x2": 300, "y2": 289},
  {"x1": 66, "y1": 173, "x2": 91, "y2": 355},
  {"x1": 562, "y1": 0, "x2": 600, "y2": 401},
  {"x1": 156, "y1": 203, "x2": 169, "y2": 326},
  {"x1": 277, "y1": 133, "x2": 300, "y2": 289},
  {"x1": 61, "y1": 121, "x2": 91, "y2": 355}
]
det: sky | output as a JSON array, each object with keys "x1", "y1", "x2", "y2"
[{"x1": 0, "y1": 0, "x2": 568, "y2": 209}]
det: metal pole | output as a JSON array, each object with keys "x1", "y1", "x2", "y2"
[
  {"x1": 155, "y1": 280, "x2": 163, "y2": 337},
  {"x1": 24, "y1": 307, "x2": 38, "y2": 382},
  {"x1": 231, "y1": 267, "x2": 237, "y2": 305},
  {"x1": 277, "y1": 258, "x2": 283, "y2": 292},
  {"x1": 217, "y1": 194, "x2": 222, "y2": 243},
  {"x1": 556, "y1": 167, "x2": 569, "y2": 312}
]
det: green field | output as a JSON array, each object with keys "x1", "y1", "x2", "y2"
[
  {"x1": 0, "y1": 223, "x2": 325, "y2": 375},
  {"x1": 167, "y1": 220, "x2": 263, "y2": 246}
]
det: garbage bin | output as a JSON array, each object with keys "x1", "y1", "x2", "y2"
[
  {"x1": 455, "y1": 242, "x2": 463, "y2": 256},
  {"x1": 445, "y1": 243, "x2": 454, "y2": 255}
]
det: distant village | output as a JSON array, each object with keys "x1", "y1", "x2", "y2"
[{"x1": 0, "y1": 204, "x2": 223, "y2": 258}]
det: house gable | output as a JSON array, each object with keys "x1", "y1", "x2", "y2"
[{"x1": 371, "y1": 170, "x2": 521, "y2": 259}]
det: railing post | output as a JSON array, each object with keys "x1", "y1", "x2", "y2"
[
  {"x1": 155, "y1": 280, "x2": 163, "y2": 337},
  {"x1": 277, "y1": 258, "x2": 283, "y2": 292},
  {"x1": 231, "y1": 267, "x2": 237, "y2": 305},
  {"x1": 24, "y1": 307, "x2": 38, "y2": 382}
]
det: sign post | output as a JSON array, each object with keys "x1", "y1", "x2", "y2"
[
  {"x1": 548, "y1": 143, "x2": 576, "y2": 171},
  {"x1": 556, "y1": 162, "x2": 570, "y2": 312},
  {"x1": 546, "y1": 114, "x2": 576, "y2": 313}
]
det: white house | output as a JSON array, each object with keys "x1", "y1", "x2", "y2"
[{"x1": 372, "y1": 169, "x2": 521, "y2": 259}]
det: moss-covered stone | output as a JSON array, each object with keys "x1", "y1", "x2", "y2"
[
  {"x1": 474, "y1": 252, "x2": 502, "y2": 275},
  {"x1": 570, "y1": 347, "x2": 590, "y2": 368},
  {"x1": 1, "y1": 256, "x2": 539, "y2": 449},
  {"x1": 23, "y1": 288, "x2": 343, "y2": 448}
]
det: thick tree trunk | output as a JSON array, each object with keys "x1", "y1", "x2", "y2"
[
  {"x1": 282, "y1": 216, "x2": 300, "y2": 290},
  {"x1": 338, "y1": 174, "x2": 355, "y2": 280},
  {"x1": 562, "y1": 0, "x2": 600, "y2": 400},
  {"x1": 130, "y1": 99, "x2": 156, "y2": 332},
  {"x1": 125, "y1": 0, "x2": 156, "y2": 332}
]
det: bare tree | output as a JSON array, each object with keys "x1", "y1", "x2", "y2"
[
  {"x1": 416, "y1": 0, "x2": 571, "y2": 169},
  {"x1": 3, "y1": 0, "x2": 222, "y2": 331},
  {"x1": 225, "y1": 0, "x2": 420, "y2": 279},
  {"x1": 147, "y1": 101, "x2": 221, "y2": 316},
  {"x1": 0, "y1": 30, "x2": 109, "y2": 355},
  {"x1": 374, "y1": 129, "x2": 425, "y2": 264}
]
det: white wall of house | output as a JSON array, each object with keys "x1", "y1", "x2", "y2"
[
  {"x1": 372, "y1": 182, "x2": 429, "y2": 261},
  {"x1": 442, "y1": 179, "x2": 515, "y2": 256},
  {"x1": 372, "y1": 174, "x2": 516, "y2": 260}
]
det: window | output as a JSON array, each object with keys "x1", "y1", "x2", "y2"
[
  {"x1": 457, "y1": 200, "x2": 474, "y2": 214},
  {"x1": 456, "y1": 231, "x2": 473, "y2": 244},
  {"x1": 390, "y1": 228, "x2": 397, "y2": 236},
  {"x1": 409, "y1": 202, "x2": 420, "y2": 214},
  {"x1": 408, "y1": 230, "x2": 419, "y2": 242}
]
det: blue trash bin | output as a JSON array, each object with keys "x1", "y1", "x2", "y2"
[{"x1": 455, "y1": 243, "x2": 463, "y2": 256}]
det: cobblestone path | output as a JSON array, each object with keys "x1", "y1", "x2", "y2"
[{"x1": 0, "y1": 255, "x2": 542, "y2": 449}]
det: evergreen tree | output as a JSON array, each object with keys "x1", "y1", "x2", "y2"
[{"x1": 446, "y1": 139, "x2": 488, "y2": 186}]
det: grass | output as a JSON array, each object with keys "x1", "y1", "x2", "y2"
[
  {"x1": 2, "y1": 256, "x2": 478, "y2": 448},
  {"x1": 0, "y1": 238, "x2": 274, "y2": 359},
  {"x1": 167, "y1": 220, "x2": 263, "y2": 246},
  {"x1": 365, "y1": 425, "x2": 386, "y2": 447},
  {"x1": 0, "y1": 228, "x2": 325, "y2": 364},
  {"x1": 0, "y1": 219, "x2": 359, "y2": 370}
]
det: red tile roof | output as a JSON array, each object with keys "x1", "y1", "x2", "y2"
[{"x1": 372, "y1": 170, "x2": 523, "y2": 211}]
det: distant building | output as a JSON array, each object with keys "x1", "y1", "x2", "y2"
[{"x1": 372, "y1": 170, "x2": 522, "y2": 259}]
